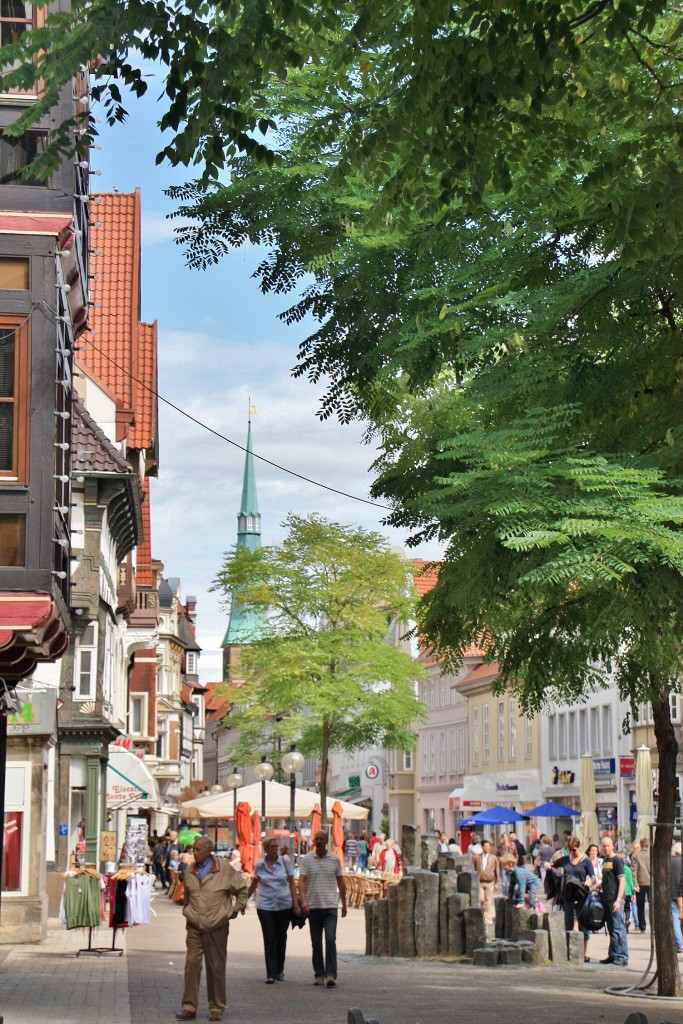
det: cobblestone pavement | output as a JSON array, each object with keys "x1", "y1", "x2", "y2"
[{"x1": 0, "y1": 888, "x2": 678, "y2": 1024}]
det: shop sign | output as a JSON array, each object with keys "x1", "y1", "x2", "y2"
[
  {"x1": 365, "y1": 763, "x2": 380, "y2": 780},
  {"x1": 619, "y1": 756, "x2": 636, "y2": 778},
  {"x1": 496, "y1": 783, "x2": 518, "y2": 792},
  {"x1": 552, "y1": 766, "x2": 575, "y2": 784},
  {"x1": 593, "y1": 757, "x2": 616, "y2": 775},
  {"x1": 349, "y1": 774, "x2": 361, "y2": 788},
  {"x1": 449, "y1": 796, "x2": 460, "y2": 811},
  {"x1": 463, "y1": 800, "x2": 483, "y2": 808},
  {"x1": 7, "y1": 691, "x2": 57, "y2": 736},
  {"x1": 59, "y1": 824, "x2": 68, "y2": 836},
  {"x1": 100, "y1": 830, "x2": 117, "y2": 860}
]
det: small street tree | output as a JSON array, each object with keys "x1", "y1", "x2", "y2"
[{"x1": 212, "y1": 514, "x2": 424, "y2": 814}]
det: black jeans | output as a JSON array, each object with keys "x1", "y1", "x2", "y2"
[
  {"x1": 308, "y1": 908, "x2": 338, "y2": 980},
  {"x1": 256, "y1": 908, "x2": 291, "y2": 980},
  {"x1": 635, "y1": 885, "x2": 650, "y2": 931}
]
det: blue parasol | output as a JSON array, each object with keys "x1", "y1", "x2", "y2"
[{"x1": 526, "y1": 801, "x2": 581, "y2": 818}]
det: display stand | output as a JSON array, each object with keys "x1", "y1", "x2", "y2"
[{"x1": 77, "y1": 924, "x2": 124, "y2": 957}]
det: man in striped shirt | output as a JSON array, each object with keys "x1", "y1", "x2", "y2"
[{"x1": 299, "y1": 830, "x2": 347, "y2": 987}]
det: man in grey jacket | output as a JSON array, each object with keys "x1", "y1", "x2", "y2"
[{"x1": 176, "y1": 836, "x2": 248, "y2": 1022}]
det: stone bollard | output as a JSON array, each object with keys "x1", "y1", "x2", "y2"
[
  {"x1": 371, "y1": 897, "x2": 390, "y2": 958},
  {"x1": 498, "y1": 946, "x2": 522, "y2": 965},
  {"x1": 567, "y1": 929, "x2": 583, "y2": 966},
  {"x1": 421, "y1": 835, "x2": 439, "y2": 871},
  {"x1": 364, "y1": 900, "x2": 374, "y2": 955},
  {"x1": 401, "y1": 824, "x2": 421, "y2": 869},
  {"x1": 397, "y1": 876, "x2": 417, "y2": 958},
  {"x1": 495, "y1": 897, "x2": 506, "y2": 939},
  {"x1": 531, "y1": 928, "x2": 549, "y2": 965},
  {"x1": 437, "y1": 853, "x2": 457, "y2": 871},
  {"x1": 473, "y1": 947, "x2": 499, "y2": 966},
  {"x1": 543, "y1": 911, "x2": 568, "y2": 963},
  {"x1": 463, "y1": 907, "x2": 486, "y2": 957},
  {"x1": 510, "y1": 906, "x2": 535, "y2": 942},
  {"x1": 387, "y1": 884, "x2": 400, "y2": 956},
  {"x1": 414, "y1": 870, "x2": 439, "y2": 956},
  {"x1": 456, "y1": 868, "x2": 480, "y2": 909},
  {"x1": 446, "y1": 893, "x2": 469, "y2": 956},
  {"x1": 438, "y1": 871, "x2": 459, "y2": 954}
]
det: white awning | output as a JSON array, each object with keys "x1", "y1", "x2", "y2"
[
  {"x1": 106, "y1": 747, "x2": 161, "y2": 810},
  {"x1": 180, "y1": 779, "x2": 368, "y2": 820}
]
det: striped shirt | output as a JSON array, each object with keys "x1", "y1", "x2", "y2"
[{"x1": 300, "y1": 851, "x2": 342, "y2": 908}]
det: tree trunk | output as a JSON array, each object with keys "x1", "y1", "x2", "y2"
[
  {"x1": 319, "y1": 717, "x2": 330, "y2": 833},
  {"x1": 651, "y1": 684, "x2": 682, "y2": 996}
]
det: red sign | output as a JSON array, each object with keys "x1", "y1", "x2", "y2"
[
  {"x1": 463, "y1": 800, "x2": 483, "y2": 808},
  {"x1": 620, "y1": 756, "x2": 636, "y2": 777}
]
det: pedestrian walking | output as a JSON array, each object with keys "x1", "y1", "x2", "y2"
[
  {"x1": 554, "y1": 836, "x2": 595, "y2": 963},
  {"x1": 248, "y1": 836, "x2": 300, "y2": 984},
  {"x1": 631, "y1": 837, "x2": 651, "y2": 932},
  {"x1": 344, "y1": 833, "x2": 360, "y2": 870},
  {"x1": 176, "y1": 835, "x2": 248, "y2": 1022},
  {"x1": 298, "y1": 829, "x2": 347, "y2": 987},
  {"x1": 471, "y1": 840, "x2": 500, "y2": 928}
]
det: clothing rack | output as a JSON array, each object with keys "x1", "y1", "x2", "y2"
[{"x1": 76, "y1": 924, "x2": 124, "y2": 957}]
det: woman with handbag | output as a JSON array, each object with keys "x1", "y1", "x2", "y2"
[{"x1": 248, "y1": 836, "x2": 301, "y2": 983}]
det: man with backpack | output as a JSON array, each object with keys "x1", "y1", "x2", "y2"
[{"x1": 598, "y1": 835, "x2": 629, "y2": 966}]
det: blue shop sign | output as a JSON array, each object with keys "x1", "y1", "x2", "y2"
[{"x1": 593, "y1": 757, "x2": 616, "y2": 775}]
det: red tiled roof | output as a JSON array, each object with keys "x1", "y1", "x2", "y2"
[
  {"x1": 411, "y1": 558, "x2": 485, "y2": 660},
  {"x1": 180, "y1": 682, "x2": 193, "y2": 704},
  {"x1": 460, "y1": 661, "x2": 500, "y2": 686},
  {"x1": 80, "y1": 190, "x2": 157, "y2": 458}
]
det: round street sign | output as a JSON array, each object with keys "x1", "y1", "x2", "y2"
[{"x1": 365, "y1": 763, "x2": 379, "y2": 780}]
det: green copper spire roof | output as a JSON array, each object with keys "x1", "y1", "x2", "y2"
[{"x1": 222, "y1": 419, "x2": 267, "y2": 647}]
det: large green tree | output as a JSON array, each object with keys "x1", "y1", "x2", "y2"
[
  {"x1": 9, "y1": 0, "x2": 683, "y2": 993},
  {"x1": 212, "y1": 514, "x2": 424, "y2": 815}
]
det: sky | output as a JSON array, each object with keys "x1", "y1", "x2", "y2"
[{"x1": 92, "y1": 80, "x2": 442, "y2": 683}]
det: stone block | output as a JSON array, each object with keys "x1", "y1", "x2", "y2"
[
  {"x1": 387, "y1": 883, "x2": 399, "y2": 956},
  {"x1": 438, "y1": 854, "x2": 457, "y2": 872},
  {"x1": 473, "y1": 947, "x2": 499, "y2": 966},
  {"x1": 421, "y1": 835, "x2": 439, "y2": 871},
  {"x1": 456, "y1": 868, "x2": 480, "y2": 906},
  {"x1": 464, "y1": 907, "x2": 486, "y2": 957},
  {"x1": 414, "y1": 870, "x2": 439, "y2": 957},
  {"x1": 623, "y1": 1015, "x2": 649, "y2": 1024},
  {"x1": 498, "y1": 946, "x2": 522, "y2": 965},
  {"x1": 495, "y1": 897, "x2": 507, "y2": 939},
  {"x1": 446, "y1": 893, "x2": 469, "y2": 956},
  {"x1": 371, "y1": 897, "x2": 390, "y2": 957},
  {"x1": 401, "y1": 824, "x2": 420, "y2": 868},
  {"x1": 397, "y1": 876, "x2": 417, "y2": 958},
  {"x1": 510, "y1": 906, "x2": 535, "y2": 942},
  {"x1": 531, "y1": 928, "x2": 549, "y2": 966},
  {"x1": 438, "y1": 871, "x2": 459, "y2": 954},
  {"x1": 567, "y1": 929, "x2": 583, "y2": 966},
  {"x1": 364, "y1": 900, "x2": 374, "y2": 956},
  {"x1": 544, "y1": 911, "x2": 568, "y2": 963}
]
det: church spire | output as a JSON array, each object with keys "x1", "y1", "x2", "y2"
[{"x1": 222, "y1": 411, "x2": 266, "y2": 650}]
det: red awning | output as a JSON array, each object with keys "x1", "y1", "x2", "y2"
[{"x1": 0, "y1": 594, "x2": 68, "y2": 679}]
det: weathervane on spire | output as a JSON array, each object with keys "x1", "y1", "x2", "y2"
[{"x1": 243, "y1": 399, "x2": 258, "y2": 427}]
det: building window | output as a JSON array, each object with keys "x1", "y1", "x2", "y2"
[
  {"x1": 472, "y1": 709, "x2": 479, "y2": 766},
  {"x1": 509, "y1": 699, "x2": 517, "y2": 760},
  {"x1": 591, "y1": 706, "x2": 601, "y2": 755},
  {"x1": 429, "y1": 733, "x2": 435, "y2": 773},
  {"x1": 403, "y1": 750, "x2": 413, "y2": 771},
  {"x1": 130, "y1": 694, "x2": 146, "y2": 736},
  {"x1": 0, "y1": 512, "x2": 24, "y2": 565},
  {"x1": 602, "y1": 705, "x2": 612, "y2": 756},
  {"x1": 439, "y1": 731, "x2": 446, "y2": 773},
  {"x1": 548, "y1": 714, "x2": 557, "y2": 759},
  {"x1": 439, "y1": 676, "x2": 445, "y2": 706},
  {"x1": 74, "y1": 624, "x2": 97, "y2": 700},
  {"x1": 0, "y1": 132, "x2": 47, "y2": 183},
  {"x1": 450, "y1": 729, "x2": 457, "y2": 772},
  {"x1": 186, "y1": 651, "x2": 197, "y2": 674},
  {"x1": 0, "y1": 258, "x2": 28, "y2": 289},
  {"x1": 568, "y1": 711, "x2": 577, "y2": 759},
  {"x1": 3, "y1": 762, "x2": 29, "y2": 894},
  {"x1": 579, "y1": 708, "x2": 588, "y2": 755},
  {"x1": 524, "y1": 716, "x2": 532, "y2": 759},
  {"x1": 670, "y1": 694, "x2": 681, "y2": 724},
  {"x1": 558, "y1": 713, "x2": 567, "y2": 760},
  {"x1": 458, "y1": 725, "x2": 465, "y2": 770},
  {"x1": 422, "y1": 735, "x2": 428, "y2": 774},
  {"x1": 0, "y1": 315, "x2": 29, "y2": 483},
  {"x1": 0, "y1": 3, "x2": 35, "y2": 47},
  {"x1": 429, "y1": 682, "x2": 435, "y2": 709},
  {"x1": 482, "y1": 704, "x2": 490, "y2": 764},
  {"x1": 498, "y1": 700, "x2": 505, "y2": 761}
]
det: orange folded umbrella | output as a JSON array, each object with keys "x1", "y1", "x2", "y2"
[
  {"x1": 330, "y1": 800, "x2": 344, "y2": 861},
  {"x1": 235, "y1": 801, "x2": 254, "y2": 874},
  {"x1": 310, "y1": 803, "x2": 322, "y2": 850}
]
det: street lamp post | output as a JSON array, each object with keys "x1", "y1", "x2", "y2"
[
  {"x1": 209, "y1": 784, "x2": 223, "y2": 847},
  {"x1": 254, "y1": 756, "x2": 274, "y2": 819},
  {"x1": 227, "y1": 769, "x2": 243, "y2": 848},
  {"x1": 281, "y1": 746, "x2": 305, "y2": 859}
]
